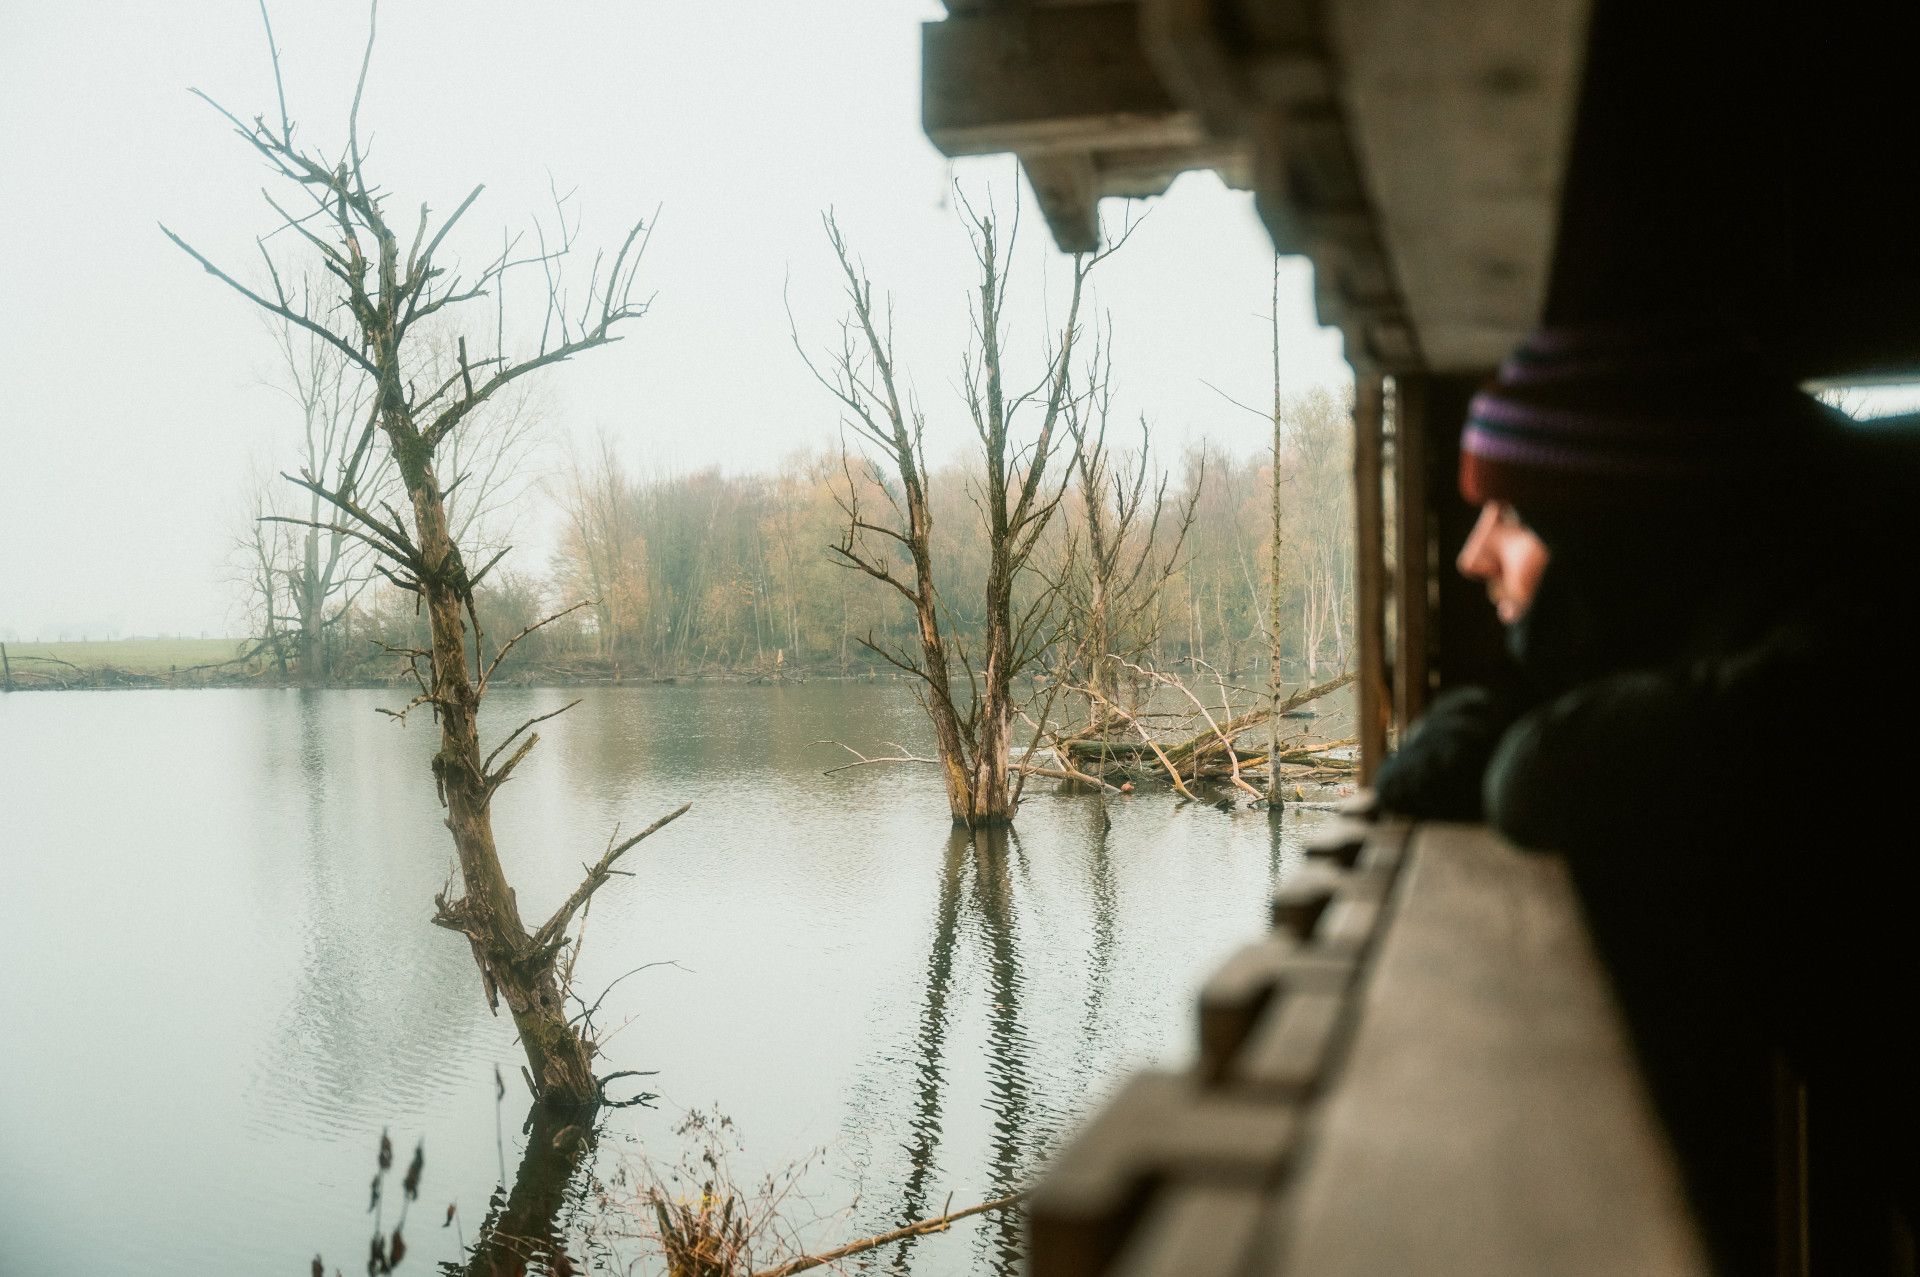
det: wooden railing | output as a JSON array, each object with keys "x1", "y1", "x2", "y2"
[{"x1": 1027, "y1": 820, "x2": 1710, "y2": 1276}]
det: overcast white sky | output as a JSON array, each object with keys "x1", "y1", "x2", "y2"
[{"x1": 0, "y1": 1, "x2": 1349, "y2": 640}]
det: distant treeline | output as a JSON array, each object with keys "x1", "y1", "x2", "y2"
[{"x1": 240, "y1": 388, "x2": 1354, "y2": 687}]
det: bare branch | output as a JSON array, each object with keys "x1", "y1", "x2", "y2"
[
  {"x1": 530, "y1": 803, "x2": 692, "y2": 954},
  {"x1": 161, "y1": 225, "x2": 378, "y2": 376},
  {"x1": 482, "y1": 697, "x2": 583, "y2": 784},
  {"x1": 480, "y1": 600, "x2": 593, "y2": 691},
  {"x1": 747, "y1": 1192, "x2": 1025, "y2": 1277},
  {"x1": 818, "y1": 740, "x2": 941, "y2": 775}
]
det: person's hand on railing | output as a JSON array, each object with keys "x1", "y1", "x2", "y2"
[{"x1": 1373, "y1": 684, "x2": 1520, "y2": 822}]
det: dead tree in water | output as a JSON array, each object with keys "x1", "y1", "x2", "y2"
[
  {"x1": 796, "y1": 199, "x2": 1127, "y2": 827},
  {"x1": 1059, "y1": 340, "x2": 1202, "y2": 736},
  {"x1": 166, "y1": 1, "x2": 680, "y2": 1109}
]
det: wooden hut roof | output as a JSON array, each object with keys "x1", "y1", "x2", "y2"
[
  {"x1": 923, "y1": 0, "x2": 1591, "y2": 374},
  {"x1": 924, "y1": 1, "x2": 1920, "y2": 383}
]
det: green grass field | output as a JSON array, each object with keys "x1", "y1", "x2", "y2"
[{"x1": 2, "y1": 638, "x2": 251, "y2": 672}]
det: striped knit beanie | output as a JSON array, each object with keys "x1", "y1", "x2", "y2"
[{"x1": 1459, "y1": 328, "x2": 1834, "y2": 513}]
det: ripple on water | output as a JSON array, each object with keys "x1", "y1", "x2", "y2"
[{"x1": 2, "y1": 683, "x2": 1344, "y2": 1277}]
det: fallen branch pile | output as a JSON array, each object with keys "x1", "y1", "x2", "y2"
[{"x1": 1038, "y1": 668, "x2": 1358, "y2": 799}]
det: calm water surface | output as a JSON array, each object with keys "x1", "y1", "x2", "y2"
[{"x1": 0, "y1": 683, "x2": 1339, "y2": 1274}]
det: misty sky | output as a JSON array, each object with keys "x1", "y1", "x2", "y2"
[{"x1": 0, "y1": 1, "x2": 1351, "y2": 640}]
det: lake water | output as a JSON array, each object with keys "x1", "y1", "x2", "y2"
[{"x1": 0, "y1": 682, "x2": 1342, "y2": 1275}]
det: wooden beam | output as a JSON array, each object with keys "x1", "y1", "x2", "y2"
[
  {"x1": 1351, "y1": 375, "x2": 1389, "y2": 783},
  {"x1": 1390, "y1": 373, "x2": 1432, "y2": 730},
  {"x1": 1250, "y1": 105, "x2": 1420, "y2": 374},
  {"x1": 1019, "y1": 152, "x2": 1101, "y2": 252},
  {"x1": 1325, "y1": 0, "x2": 1589, "y2": 371},
  {"x1": 923, "y1": 3, "x2": 1206, "y2": 157},
  {"x1": 1140, "y1": 0, "x2": 1257, "y2": 136},
  {"x1": 1095, "y1": 140, "x2": 1249, "y2": 196}
]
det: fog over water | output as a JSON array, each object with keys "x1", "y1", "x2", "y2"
[
  {"x1": 0, "y1": 681, "x2": 1344, "y2": 1274},
  {"x1": 0, "y1": 1, "x2": 1350, "y2": 642}
]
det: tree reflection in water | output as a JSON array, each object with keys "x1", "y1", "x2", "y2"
[
  {"x1": 885, "y1": 832, "x2": 969, "y2": 1274},
  {"x1": 446, "y1": 1106, "x2": 602, "y2": 1277},
  {"x1": 392, "y1": 815, "x2": 1137, "y2": 1277},
  {"x1": 972, "y1": 828, "x2": 1036, "y2": 1274},
  {"x1": 883, "y1": 823, "x2": 1092, "y2": 1277},
  {"x1": 1077, "y1": 807, "x2": 1120, "y2": 1067}
]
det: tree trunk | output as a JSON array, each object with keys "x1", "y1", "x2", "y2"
[
  {"x1": 403, "y1": 447, "x2": 600, "y2": 1108},
  {"x1": 295, "y1": 489, "x2": 331, "y2": 685},
  {"x1": 966, "y1": 600, "x2": 1016, "y2": 827},
  {"x1": 1086, "y1": 582, "x2": 1116, "y2": 734},
  {"x1": 1267, "y1": 256, "x2": 1285, "y2": 805}
]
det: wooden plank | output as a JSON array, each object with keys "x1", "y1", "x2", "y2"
[
  {"x1": 1095, "y1": 140, "x2": 1250, "y2": 195},
  {"x1": 1269, "y1": 863, "x2": 1345, "y2": 940},
  {"x1": 1022, "y1": 143, "x2": 1253, "y2": 253},
  {"x1": 1271, "y1": 863, "x2": 1391, "y2": 949},
  {"x1": 1299, "y1": 815, "x2": 1369, "y2": 865},
  {"x1": 1197, "y1": 939, "x2": 1355, "y2": 1082},
  {"x1": 1325, "y1": 0, "x2": 1589, "y2": 371},
  {"x1": 1269, "y1": 824, "x2": 1711, "y2": 1276},
  {"x1": 1139, "y1": 0, "x2": 1257, "y2": 136},
  {"x1": 1106, "y1": 1182, "x2": 1271, "y2": 1277},
  {"x1": 1313, "y1": 890, "x2": 1384, "y2": 954},
  {"x1": 1229, "y1": 985, "x2": 1348, "y2": 1101},
  {"x1": 923, "y1": 4, "x2": 1205, "y2": 157}
]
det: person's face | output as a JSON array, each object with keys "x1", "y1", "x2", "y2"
[{"x1": 1457, "y1": 501, "x2": 1550, "y2": 625}]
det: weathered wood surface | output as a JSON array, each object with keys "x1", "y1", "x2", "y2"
[
  {"x1": 1268, "y1": 823, "x2": 1711, "y2": 1276},
  {"x1": 1105, "y1": 1182, "x2": 1269, "y2": 1277},
  {"x1": 1326, "y1": 0, "x2": 1588, "y2": 372},
  {"x1": 923, "y1": 4, "x2": 1202, "y2": 158},
  {"x1": 1028, "y1": 1071, "x2": 1299, "y2": 1277},
  {"x1": 1027, "y1": 820, "x2": 1708, "y2": 1275}
]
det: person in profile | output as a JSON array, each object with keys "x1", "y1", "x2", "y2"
[{"x1": 1374, "y1": 328, "x2": 1920, "y2": 1273}]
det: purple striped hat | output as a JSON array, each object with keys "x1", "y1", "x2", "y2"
[{"x1": 1459, "y1": 328, "x2": 1824, "y2": 511}]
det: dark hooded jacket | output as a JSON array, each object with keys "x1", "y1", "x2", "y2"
[{"x1": 1375, "y1": 414, "x2": 1920, "y2": 1273}]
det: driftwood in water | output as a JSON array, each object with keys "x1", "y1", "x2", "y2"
[
  {"x1": 1063, "y1": 738, "x2": 1158, "y2": 759},
  {"x1": 1162, "y1": 671, "x2": 1355, "y2": 766},
  {"x1": 1043, "y1": 671, "x2": 1357, "y2": 797}
]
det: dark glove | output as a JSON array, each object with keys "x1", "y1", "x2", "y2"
[{"x1": 1374, "y1": 684, "x2": 1517, "y2": 821}]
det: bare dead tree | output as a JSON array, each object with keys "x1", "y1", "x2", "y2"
[
  {"x1": 166, "y1": 0, "x2": 676, "y2": 1109},
  {"x1": 794, "y1": 197, "x2": 1127, "y2": 826},
  {"x1": 427, "y1": 327, "x2": 549, "y2": 559},
  {"x1": 1203, "y1": 255, "x2": 1337, "y2": 803},
  {"x1": 254, "y1": 289, "x2": 384, "y2": 684},
  {"x1": 1286, "y1": 386, "x2": 1357, "y2": 677},
  {"x1": 233, "y1": 459, "x2": 298, "y2": 679},
  {"x1": 1059, "y1": 334, "x2": 1203, "y2": 737},
  {"x1": 1265, "y1": 257, "x2": 1285, "y2": 803},
  {"x1": 553, "y1": 431, "x2": 644, "y2": 670}
]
